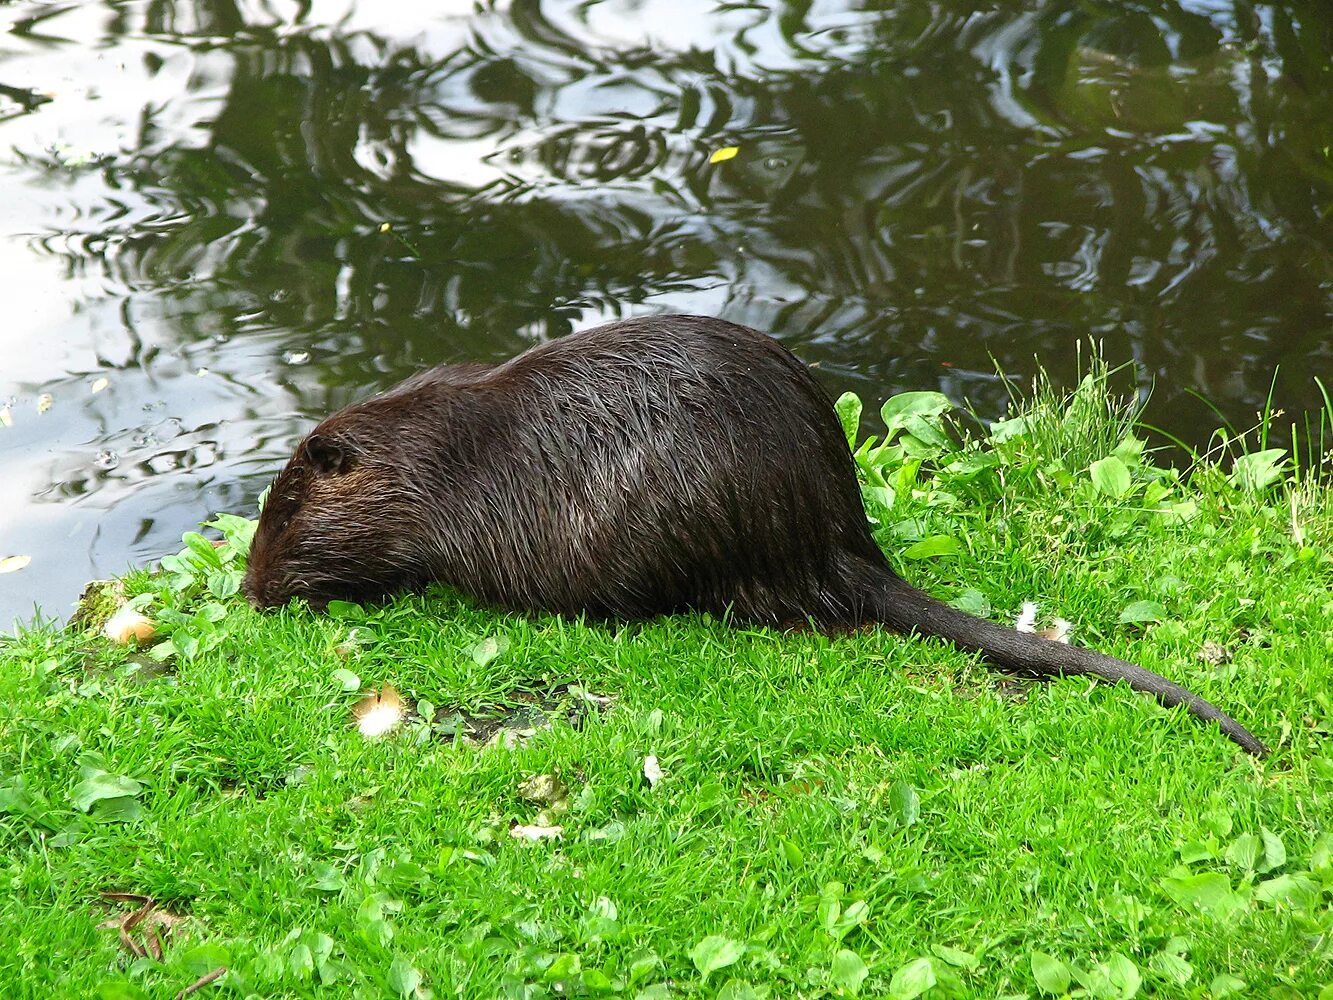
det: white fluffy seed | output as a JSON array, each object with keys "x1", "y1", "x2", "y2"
[{"x1": 103, "y1": 606, "x2": 156, "y2": 644}]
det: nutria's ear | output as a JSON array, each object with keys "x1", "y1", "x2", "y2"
[{"x1": 305, "y1": 433, "x2": 357, "y2": 476}]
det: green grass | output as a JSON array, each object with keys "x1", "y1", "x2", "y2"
[{"x1": 2, "y1": 369, "x2": 1332, "y2": 1000}]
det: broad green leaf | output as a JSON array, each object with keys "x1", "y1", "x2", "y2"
[
  {"x1": 289, "y1": 943, "x2": 315, "y2": 979},
  {"x1": 881, "y1": 392, "x2": 952, "y2": 439},
  {"x1": 633, "y1": 986, "x2": 671, "y2": 1000},
  {"x1": 326, "y1": 600, "x2": 365, "y2": 620},
  {"x1": 469, "y1": 635, "x2": 510, "y2": 667},
  {"x1": 183, "y1": 531, "x2": 224, "y2": 569},
  {"x1": 835, "y1": 392, "x2": 863, "y2": 448},
  {"x1": 1258, "y1": 827, "x2": 1286, "y2": 873},
  {"x1": 689, "y1": 935, "x2": 743, "y2": 981},
  {"x1": 987, "y1": 414, "x2": 1031, "y2": 442},
  {"x1": 1202, "y1": 808, "x2": 1234, "y2": 837},
  {"x1": 1106, "y1": 953, "x2": 1141, "y2": 998},
  {"x1": 830, "y1": 899, "x2": 870, "y2": 941},
  {"x1": 830, "y1": 950, "x2": 869, "y2": 995},
  {"x1": 780, "y1": 837, "x2": 804, "y2": 866},
  {"x1": 1311, "y1": 831, "x2": 1333, "y2": 872},
  {"x1": 1089, "y1": 456, "x2": 1133, "y2": 498},
  {"x1": 888, "y1": 781, "x2": 920, "y2": 826},
  {"x1": 1224, "y1": 832, "x2": 1260, "y2": 870},
  {"x1": 1228, "y1": 449, "x2": 1286, "y2": 492},
  {"x1": 818, "y1": 882, "x2": 843, "y2": 932},
  {"x1": 207, "y1": 512, "x2": 257, "y2": 556},
  {"x1": 206, "y1": 569, "x2": 240, "y2": 600},
  {"x1": 865, "y1": 485, "x2": 896, "y2": 510},
  {"x1": 930, "y1": 944, "x2": 978, "y2": 970},
  {"x1": 91, "y1": 796, "x2": 144, "y2": 823},
  {"x1": 1254, "y1": 873, "x2": 1321, "y2": 912},
  {"x1": 1178, "y1": 840, "x2": 1216, "y2": 864},
  {"x1": 71, "y1": 772, "x2": 143, "y2": 813},
  {"x1": 903, "y1": 535, "x2": 960, "y2": 559},
  {"x1": 1160, "y1": 871, "x2": 1247, "y2": 917},
  {"x1": 387, "y1": 955, "x2": 422, "y2": 996},
  {"x1": 627, "y1": 952, "x2": 662, "y2": 987},
  {"x1": 1148, "y1": 951, "x2": 1193, "y2": 985},
  {"x1": 581, "y1": 969, "x2": 614, "y2": 992},
  {"x1": 544, "y1": 953, "x2": 581, "y2": 982},
  {"x1": 717, "y1": 980, "x2": 769, "y2": 1000},
  {"x1": 1118, "y1": 600, "x2": 1166, "y2": 624},
  {"x1": 889, "y1": 957, "x2": 935, "y2": 999},
  {"x1": 1210, "y1": 974, "x2": 1246, "y2": 998},
  {"x1": 1030, "y1": 952, "x2": 1071, "y2": 995},
  {"x1": 332, "y1": 668, "x2": 361, "y2": 692},
  {"x1": 950, "y1": 588, "x2": 990, "y2": 615}
]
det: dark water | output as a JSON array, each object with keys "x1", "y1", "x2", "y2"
[{"x1": 1, "y1": 0, "x2": 1330, "y2": 626}]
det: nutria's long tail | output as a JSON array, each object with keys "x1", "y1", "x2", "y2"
[{"x1": 866, "y1": 573, "x2": 1268, "y2": 757}]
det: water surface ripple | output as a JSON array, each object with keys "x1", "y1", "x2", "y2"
[{"x1": 1, "y1": 0, "x2": 1330, "y2": 624}]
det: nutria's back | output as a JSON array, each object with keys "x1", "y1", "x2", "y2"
[
  {"x1": 245, "y1": 315, "x2": 886, "y2": 624},
  {"x1": 242, "y1": 314, "x2": 1267, "y2": 755}
]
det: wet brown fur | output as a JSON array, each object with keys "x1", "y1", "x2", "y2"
[{"x1": 243, "y1": 315, "x2": 1267, "y2": 755}]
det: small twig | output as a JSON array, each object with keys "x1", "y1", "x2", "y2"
[{"x1": 174, "y1": 967, "x2": 227, "y2": 999}]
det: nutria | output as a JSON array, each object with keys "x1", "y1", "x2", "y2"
[{"x1": 243, "y1": 315, "x2": 1267, "y2": 756}]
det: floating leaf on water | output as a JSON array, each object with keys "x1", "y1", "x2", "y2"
[
  {"x1": 36, "y1": 393, "x2": 53, "y2": 414},
  {"x1": 643, "y1": 755, "x2": 663, "y2": 789},
  {"x1": 91, "y1": 377, "x2": 109, "y2": 394},
  {"x1": 709, "y1": 146, "x2": 739, "y2": 163},
  {"x1": 0, "y1": 555, "x2": 32, "y2": 574},
  {"x1": 353, "y1": 685, "x2": 405, "y2": 738},
  {"x1": 0, "y1": 405, "x2": 11, "y2": 427}
]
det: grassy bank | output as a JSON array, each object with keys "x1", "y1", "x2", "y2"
[{"x1": 2, "y1": 369, "x2": 1331, "y2": 999}]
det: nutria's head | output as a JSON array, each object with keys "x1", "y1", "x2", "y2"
[{"x1": 243, "y1": 412, "x2": 431, "y2": 609}]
